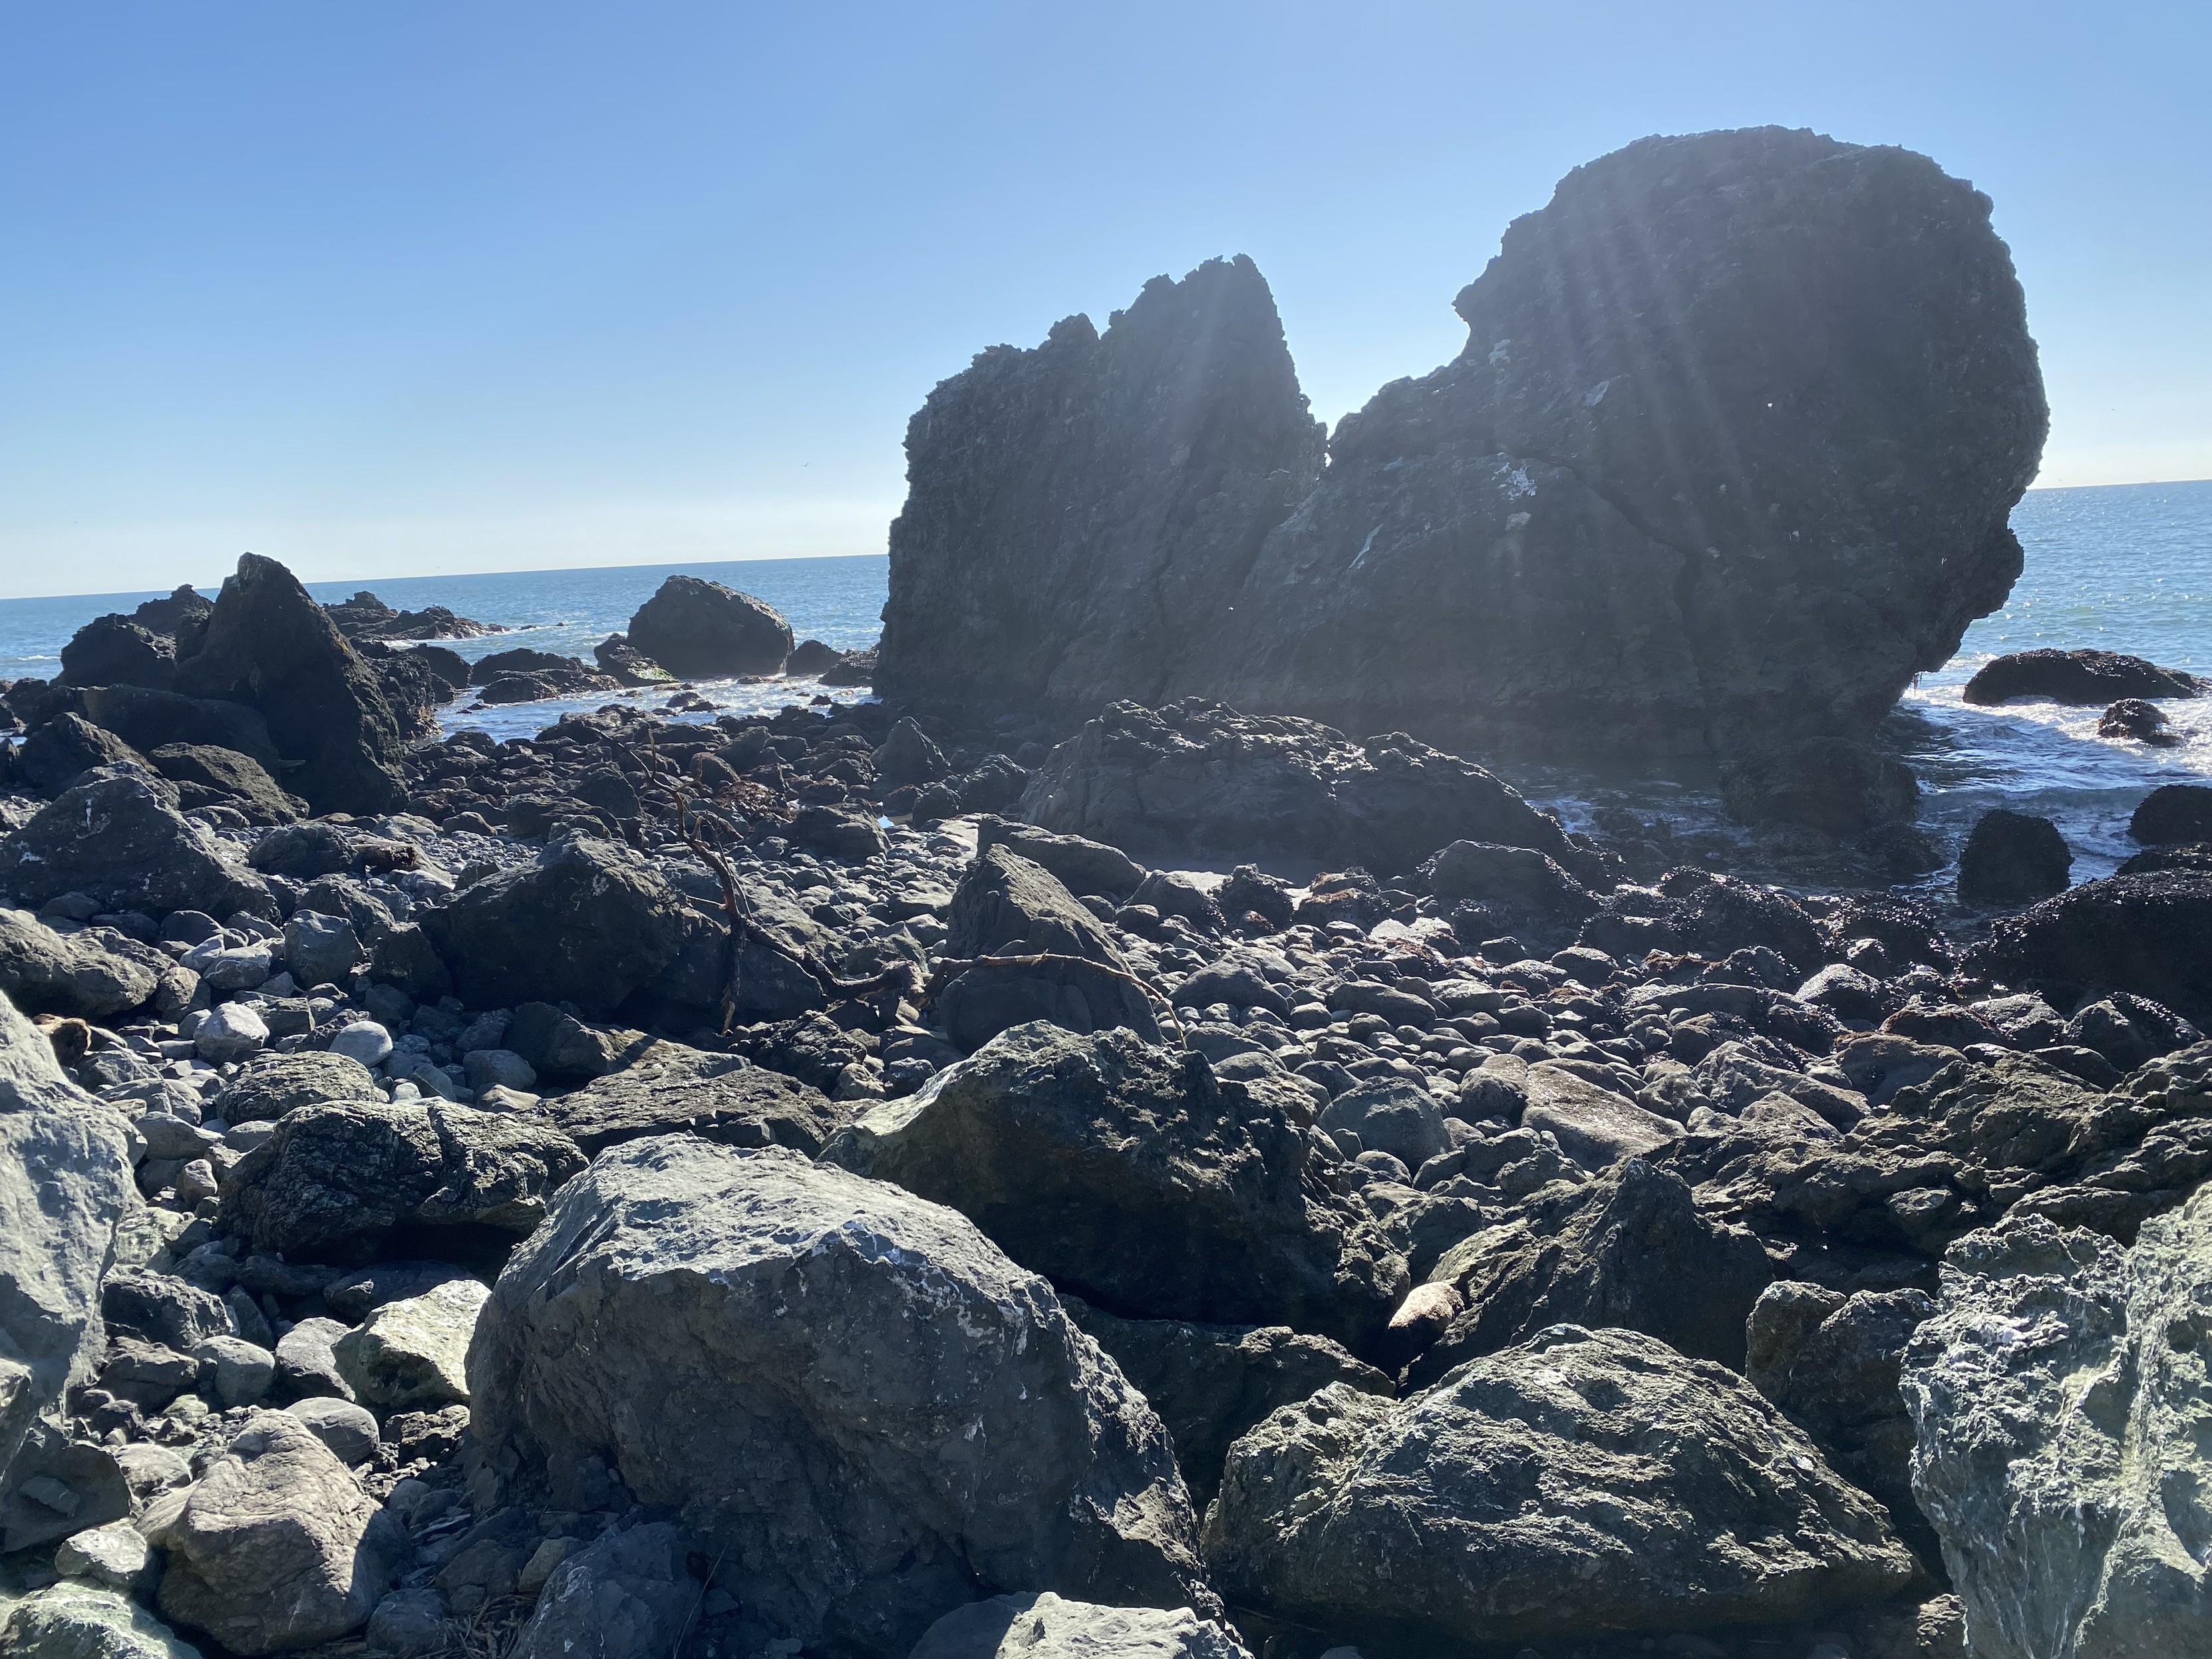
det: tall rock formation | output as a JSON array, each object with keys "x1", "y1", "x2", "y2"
[
  {"x1": 878, "y1": 129, "x2": 2046, "y2": 768},
  {"x1": 874, "y1": 255, "x2": 1325, "y2": 720}
]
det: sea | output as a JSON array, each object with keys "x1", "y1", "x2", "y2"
[{"x1": 3, "y1": 478, "x2": 2208, "y2": 887}]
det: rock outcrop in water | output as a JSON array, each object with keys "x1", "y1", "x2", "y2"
[
  {"x1": 879, "y1": 128, "x2": 2046, "y2": 782},
  {"x1": 875, "y1": 256, "x2": 1325, "y2": 719}
]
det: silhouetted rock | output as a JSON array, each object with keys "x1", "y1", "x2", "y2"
[
  {"x1": 1720, "y1": 738, "x2": 1920, "y2": 835},
  {"x1": 59, "y1": 617, "x2": 176, "y2": 692},
  {"x1": 625, "y1": 575, "x2": 792, "y2": 677},
  {"x1": 1957, "y1": 809, "x2": 2071, "y2": 905},
  {"x1": 786, "y1": 638, "x2": 841, "y2": 676},
  {"x1": 2100, "y1": 696, "x2": 2179, "y2": 744},
  {"x1": 323, "y1": 590, "x2": 500, "y2": 641},
  {"x1": 1963, "y1": 647, "x2": 2205, "y2": 705},
  {"x1": 172, "y1": 554, "x2": 410, "y2": 814},
  {"x1": 1967, "y1": 873, "x2": 2212, "y2": 1024},
  {"x1": 53, "y1": 684, "x2": 281, "y2": 767},
  {"x1": 877, "y1": 256, "x2": 1323, "y2": 720},
  {"x1": 129, "y1": 585, "x2": 214, "y2": 637},
  {"x1": 2131, "y1": 783, "x2": 2212, "y2": 845}
]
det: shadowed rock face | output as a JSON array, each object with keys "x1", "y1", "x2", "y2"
[
  {"x1": 880, "y1": 129, "x2": 2044, "y2": 770},
  {"x1": 875, "y1": 255, "x2": 1325, "y2": 720}
]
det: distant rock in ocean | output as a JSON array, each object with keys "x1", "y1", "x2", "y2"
[{"x1": 878, "y1": 126, "x2": 2048, "y2": 802}]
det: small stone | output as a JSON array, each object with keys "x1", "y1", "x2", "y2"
[
  {"x1": 285, "y1": 1398, "x2": 381, "y2": 1465},
  {"x1": 328, "y1": 1021, "x2": 393, "y2": 1067}
]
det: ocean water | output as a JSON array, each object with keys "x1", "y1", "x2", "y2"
[{"x1": 2, "y1": 482, "x2": 2207, "y2": 882}]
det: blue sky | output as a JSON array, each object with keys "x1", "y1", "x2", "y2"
[{"x1": 1, "y1": 1, "x2": 2205, "y2": 597}]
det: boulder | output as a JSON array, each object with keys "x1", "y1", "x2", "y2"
[
  {"x1": 63, "y1": 685, "x2": 280, "y2": 767},
  {"x1": 1965, "y1": 872, "x2": 2212, "y2": 1023},
  {"x1": 822, "y1": 1023, "x2": 1405, "y2": 1352},
  {"x1": 172, "y1": 553, "x2": 410, "y2": 815},
  {"x1": 0, "y1": 1583, "x2": 203, "y2": 1659},
  {"x1": 1064, "y1": 1300, "x2": 1390, "y2": 1511},
  {"x1": 0, "y1": 767, "x2": 270, "y2": 919},
  {"x1": 220, "y1": 1051, "x2": 383, "y2": 1120},
  {"x1": 625, "y1": 575, "x2": 792, "y2": 677},
  {"x1": 873, "y1": 717, "x2": 949, "y2": 787},
  {"x1": 875, "y1": 256, "x2": 1323, "y2": 723},
  {"x1": 333, "y1": 1279, "x2": 490, "y2": 1410},
  {"x1": 1315, "y1": 1077, "x2": 1450, "y2": 1171},
  {"x1": 1205, "y1": 1325, "x2": 1917, "y2": 1646},
  {"x1": 2130, "y1": 782, "x2": 2212, "y2": 845},
  {"x1": 1020, "y1": 701, "x2": 1587, "y2": 878},
  {"x1": 155, "y1": 1412, "x2": 404, "y2": 1656},
  {"x1": 906, "y1": 1594, "x2": 1253, "y2": 1659},
  {"x1": 145, "y1": 745, "x2": 305, "y2": 825},
  {"x1": 1902, "y1": 1197, "x2": 2212, "y2": 1659},
  {"x1": 218, "y1": 1100, "x2": 587, "y2": 1266},
  {"x1": 418, "y1": 837, "x2": 686, "y2": 1019},
  {"x1": 1426, "y1": 839, "x2": 1597, "y2": 941},
  {"x1": 1519, "y1": 1063, "x2": 1681, "y2": 1169},
  {"x1": 0, "y1": 912, "x2": 162, "y2": 1020},
  {"x1": 1197, "y1": 128, "x2": 2042, "y2": 764},
  {"x1": 1719, "y1": 738, "x2": 1920, "y2": 835},
  {"x1": 58, "y1": 617, "x2": 178, "y2": 694},
  {"x1": 508, "y1": 1521, "x2": 700, "y2": 1659},
  {"x1": 467, "y1": 1137, "x2": 1215, "y2": 1659},
  {"x1": 2098, "y1": 697, "x2": 2177, "y2": 745},
  {"x1": 1410, "y1": 1159, "x2": 1771, "y2": 1384},
  {"x1": 542, "y1": 1042, "x2": 846, "y2": 1156},
  {"x1": 1957, "y1": 809, "x2": 2072, "y2": 904},
  {"x1": 1963, "y1": 648, "x2": 2204, "y2": 706},
  {"x1": 975, "y1": 819, "x2": 1145, "y2": 899},
  {"x1": 15, "y1": 716, "x2": 148, "y2": 794},
  {"x1": 935, "y1": 847, "x2": 1158, "y2": 1052},
  {"x1": 788, "y1": 804, "x2": 887, "y2": 862}
]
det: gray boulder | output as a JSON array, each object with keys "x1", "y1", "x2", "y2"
[
  {"x1": 906, "y1": 1594, "x2": 1252, "y2": 1659},
  {"x1": 508, "y1": 1522, "x2": 699, "y2": 1659},
  {"x1": 154, "y1": 1411, "x2": 404, "y2": 1656},
  {"x1": 467, "y1": 1137, "x2": 1215, "y2": 1659},
  {"x1": 543, "y1": 1042, "x2": 846, "y2": 1157},
  {"x1": 0, "y1": 993, "x2": 136, "y2": 1491},
  {"x1": 218, "y1": 1051, "x2": 383, "y2": 1121},
  {"x1": 144, "y1": 745, "x2": 305, "y2": 826},
  {"x1": 625, "y1": 575, "x2": 792, "y2": 677},
  {"x1": 0, "y1": 912, "x2": 162, "y2": 1020},
  {"x1": 1315, "y1": 1077, "x2": 1450, "y2": 1171},
  {"x1": 218, "y1": 1100, "x2": 586, "y2": 1265},
  {"x1": 1205, "y1": 1325, "x2": 1918, "y2": 1646},
  {"x1": 824, "y1": 1023, "x2": 1405, "y2": 1352},
  {"x1": 0, "y1": 1583, "x2": 202, "y2": 1659},
  {"x1": 875, "y1": 257, "x2": 1323, "y2": 724},
  {"x1": 1902, "y1": 1195, "x2": 2212, "y2": 1659},
  {"x1": 333, "y1": 1279, "x2": 489, "y2": 1410},
  {"x1": 14, "y1": 715, "x2": 148, "y2": 794},
  {"x1": 974, "y1": 820, "x2": 1144, "y2": 899},
  {"x1": 0, "y1": 767, "x2": 270, "y2": 919}
]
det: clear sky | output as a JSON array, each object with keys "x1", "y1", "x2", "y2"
[{"x1": 1, "y1": 1, "x2": 2205, "y2": 599}]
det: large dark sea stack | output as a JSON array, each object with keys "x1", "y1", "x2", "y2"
[
  {"x1": 875, "y1": 255, "x2": 1325, "y2": 719},
  {"x1": 1203, "y1": 127, "x2": 2046, "y2": 760}
]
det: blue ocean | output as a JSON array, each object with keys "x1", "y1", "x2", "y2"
[{"x1": 3, "y1": 479, "x2": 2208, "y2": 881}]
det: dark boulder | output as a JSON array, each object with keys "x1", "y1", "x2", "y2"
[
  {"x1": 1963, "y1": 647, "x2": 2203, "y2": 705},
  {"x1": 0, "y1": 910, "x2": 165, "y2": 1020},
  {"x1": 787, "y1": 804, "x2": 886, "y2": 862},
  {"x1": 172, "y1": 553, "x2": 410, "y2": 814},
  {"x1": 876, "y1": 256, "x2": 1323, "y2": 721},
  {"x1": 625, "y1": 575, "x2": 792, "y2": 677},
  {"x1": 1967, "y1": 873, "x2": 2212, "y2": 1024},
  {"x1": 418, "y1": 837, "x2": 686, "y2": 1019},
  {"x1": 467, "y1": 1137, "x2": 1215, "y2": 1659},
  {"x1": 592, "y1": 633, "x2": 671, "y2": 686},
  {"x1": 1021, "y1": 700, "x2": 1589, "y2": 879},
  {"x1": 542, "y1": 1043, "x2": 848, "y2": 1157},
  {"x1": 824, "y1": 1022, "x2": 1407, "y2": 1352},
  {"x1": 322, "y1": 590, "x2": 497, "y2": 641},
  {"x1": 14, "y1": 713, "x2": 147, "y2": 793},
  {"x1": 2099, "y1": 697, "x2": 2177, "y2": 744},
  {"x1": 218, "y1": 1100, "x2": 586, "y2": 1266},
  {"x1": 0, "y1": 766, "x2": 271, "y2": 919},
  {"x1": 61, "y1": 684, "x2": 281, "y2": 766},
  {"x1": 146, "y1": 744, "x2": 306, "y2": 824},
  {"x1": 820, "y1": 645, "x2": 875, "y2": 687},
  {"x1": 873, "y1": 717, "x2": 949, "y2": 787},
  {"x1": 1719, "y1": 738, "x2": 1919, "y2": 836},
  {"x1": 974, "y1": 818, "x2": 1144, "y2": 898},
  {"x1": 2130, "y1": 783, "x2": 2212, "y2": 845},
  {"x1": 1957, "y1": 808, "x2": 2072, "y2": 905},
  {"x1": 784, "y1": 638, "x2": 841, "y2": 677},
  {"x1": 130, "y1": 585, "x2": 214, "y2": 636},
  {"x1": 1197, "y1": 128, "x2": 2044, "y2": 764},
  {"x1": 1426, "y1": 839, "x2": 1597, "y2": 945},
  {"x1": 58, "y1": 617, "x2": 176, "y2": 692}
]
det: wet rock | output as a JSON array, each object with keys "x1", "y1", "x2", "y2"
[
  {"x1": 144, "y1": 745, "x2": 305, "y2": 825},
  {"x1": 825, "y1": 1023, "x2": 1404, "y2": 1351},
  {"x1": 2129, "y1": 782, "x2": 2212, "y2": 845},
  {"x1": 172, "y1": 554, "x2": 411, "y2": 814},
  {"x1": 1022, "y1": 701, "x2": 1588, "y2": 878},
  {"x1": 0, "y1": 911, "x2": 162, "y2": 1020},
  {"x1": 592, "y1": 633, "x2": 673, "y2": 686},
  {"x1": 625, "y1": 575, "x2": 792, "y2": 677},
  {"x1": 1412, "y1": 1159, "x2": 1771, "y2": 1384},
  {"x1": 468, "y1": 1137, "x2": 1215, "y2": 1659},
  {"x1": 218, "y1": 1100, "x2": 587, "y2": 1266},
  {"x1": 508, "y1": 1521, "x2": 700, "y2": 1659},
  {"x1": 0, "y1": 993, "x2": 137, "y2": 1488},
  {"x1": 334, "y1": 1279, "x2": 490, "y2": 1410},
  {"x1": 1958, "y1": 809, "x2": 2072, "y2": 905},
  {"x1": 1720, "y1": 738, "x2": 1920, "y2": 835},
  {"x1": 155, "y1": 1412, "x2": 405, "y2": 1656},
  {"x1": 418, "y1": 837, "x2": 686, "y2": 1019},
  {"x1": 876, "y1": 257, "x2": 1322, "y2": 723},
  {"x1": 2098, "y1": 697, "x2": 2177, "y2": 745},
  {"x1": 1963, "y1": 647, "x2": 2204, "y2": 706},
  {"x1": 1205, "y1": 1324, "x2": 1917, "y2": 1646},
  {"x1": 544, "y1": 1042, "x2": 846, "y2": 1157},
  {"x1": 1903, "y1": 1195, "x2": 2212, "y2": 1659},
  {"x1": 0, "y1": 1582, "x2": 203, "y2": 1659},
  {"x1": 323, "y1": 591, "x2": 498, "y2": 642},
  {"x1": 1203, "y1": 129, "x2": 2042, "y2": 764},
  {"x1": 906, "y1": 1594, "x2": 1253, "y2": 1659},
  {"x1": 0, "y1": 766, "x2": 271, "y2": 920},
  {"x1": 1064, "y1": 1300, "x2": 1390, "y2": 1511},
  {"x1": 1966, "y1": 871, "x2": 2212, "y2": 1023}
]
